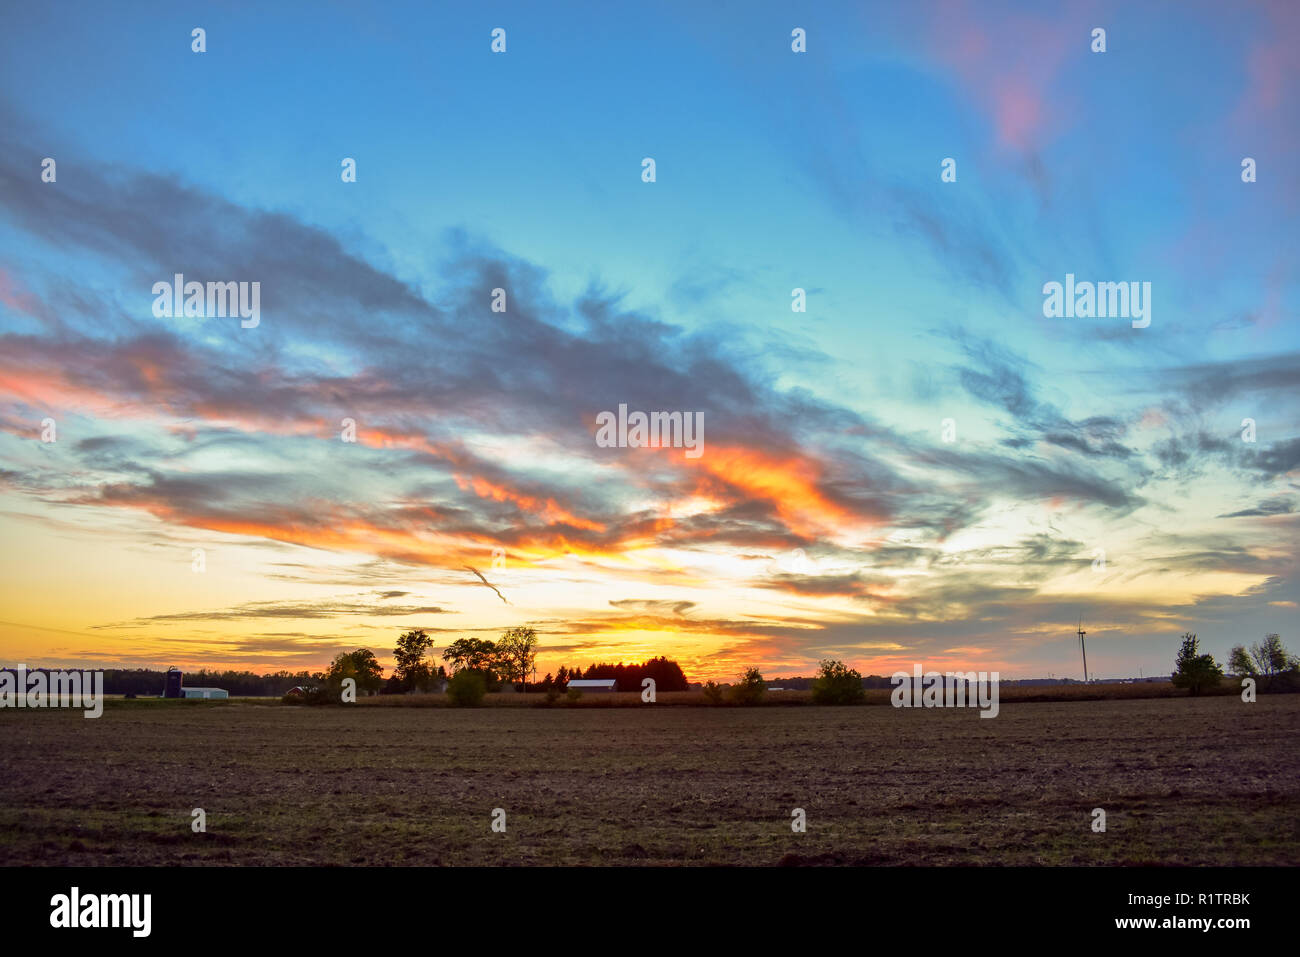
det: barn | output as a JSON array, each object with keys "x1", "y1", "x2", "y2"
[
  {"x1": 181, "y1": 687, "x2": 229, "y2": 700},
  {"x1": 566, "y1": 679, "x2": 617, "y2": 692}
]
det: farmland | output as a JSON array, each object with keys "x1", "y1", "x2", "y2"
[{"x1": 1, "y1": 694, "x2": 1296, "y2": 866}]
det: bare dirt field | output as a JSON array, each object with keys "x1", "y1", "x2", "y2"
[{"x1": 1, "y1": 694, "x2": 1296, "y2": 865}]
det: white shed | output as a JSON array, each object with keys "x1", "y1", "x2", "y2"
[
  {"x1": 567, "y1": 679, "x2": 617, "y2": 692},
  {"x1": 181, "y1": 687, "x2": 228, "y2": 699}
]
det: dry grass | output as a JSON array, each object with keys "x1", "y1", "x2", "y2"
[{"x1": 343, "y1": 679, "x2": 1240, "y2": 708}]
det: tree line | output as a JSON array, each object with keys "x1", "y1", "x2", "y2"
[
  {"x1": 47, "y1": 629, "x2": 1293, "y2": 703},
  {"x1": 47, "y1": 668, "x2": 317, "y2": 697},
  {"x1": 287, "y1": 628, "x2": 692, "y2": 704},
  {"x1": 699, "y1": 660, "x2": 867, "y2": 706},
  {"x1": 1173, "y1": 632, "x2": 1299, "y2": 695}
]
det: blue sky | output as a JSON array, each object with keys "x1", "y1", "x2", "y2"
[{"x1": 0, "y1": 0, "x2": 1296, "y2": 680}]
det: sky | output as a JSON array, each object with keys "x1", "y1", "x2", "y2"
[{"x1": 0, "y1": 0, "x2": 1296, "y2": 683}]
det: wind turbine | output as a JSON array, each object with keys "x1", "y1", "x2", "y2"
[{"x1": 1077, "y1": 614, "x2": 1089, "y2": 684}]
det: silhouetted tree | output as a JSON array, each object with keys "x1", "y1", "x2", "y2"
[
  {"x1": 323, "y1": 648, "x2": 384, "y2": 696},
  {"x1": 442, "y1": 637, "x2": 498, "y2": 672},
  {"x1": 1172, "y1": 633, "x2": 1223, "y2": 696},
  {"x1": 395, "y1": 629, "x2": 434, "y2": 690},
  {"x1": 811, "y1": 659, "x2": 865, "y2": 705},
  {"x1": 728, "y1": 667, "x2": 766, "y2": 705},
  {"x1": 495, "y1": 627, "x2": 538, "y2": 689},
  {"x1": 578, "y1": 657, "x2": 690, "y2": 692}
]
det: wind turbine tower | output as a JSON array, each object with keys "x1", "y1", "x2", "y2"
[{"x1": 1077, "y1": 615, "x2": 1089, "y2": 684}]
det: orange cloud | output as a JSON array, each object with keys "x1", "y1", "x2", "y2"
[{"x1": 687, "y1": 445, "x2": 874, "y2": 537}]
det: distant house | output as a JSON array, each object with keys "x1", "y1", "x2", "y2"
[
  {"x1": 567, "y1": 679, "x2": 617, "y2": 692},
  {"x1": 181, "y1": 687, "x2": 228, "y2": 700}
]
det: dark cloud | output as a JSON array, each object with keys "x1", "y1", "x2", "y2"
[
  {"x1": 120, "y1": 598, "x2": 450, "y2": 623},
  {"x1": 951, "y1": 330, "x2": 1135, "y2": 459},
  {"x1": 609, "y1": 599, "x2": 696, "y2": 616},
  {"x1": 1218, "y1": 498, "x2": 1296, "y2": 519},
  {"x1": 1155, "y1": 352, "x2": 1300, "y2": 409}
]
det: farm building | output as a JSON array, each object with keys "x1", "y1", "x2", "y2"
[
  {"x1": 161, "y1": 666, "x2": 227, "y2": 700},
  {"x1": 181, "y1": 687, "x2": 228, "y2": 700},
  {"x1": 567, "y1": 679, "x2": 617, "y2": 692}
]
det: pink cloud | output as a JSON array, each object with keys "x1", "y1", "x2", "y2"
[
  {"x1": 928, "y1": 0, "x2": 1088, "y2": 152},
  {"x1": 0, "y1": 269, "x2": 41, "y2": 319},
  {"x1": 1229, "y1": 1, "x2": 1299, "y2": 202}
]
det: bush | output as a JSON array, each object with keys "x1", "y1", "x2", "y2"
[
  {"x1": 1268, "y1": 669, "x2": 1300, "y2": 693},
  {"x1": 279, "y1": 674, "x2": 340, "y2": 705},
  {"x1": 281, "y1": 683, "x2": 334, "y2": 706},
  {"x1": 566, "y1": 687, "x2": 583, "y2": 704},
  {"x1": 811, "y1": 659, "x2": 865, "y2": 705},
  {"x1": 447, "y1": 669, "x2": 487, "y2": 707},
  {"x1": 702, "y1": 681, "x2": 723, "y2": 705},
  {"x1": 727, "y1": 668, "x2": 766, "y2": 705}
]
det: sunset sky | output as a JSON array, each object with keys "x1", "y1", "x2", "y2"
[{"x1": 1, "y1": 1, "x2": 1296, "y2": 682}]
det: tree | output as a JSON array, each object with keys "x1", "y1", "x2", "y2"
[
  {"x1": 641, "y1": 656, "x2": 689, "y2": 692},
  {"x1": 1251, "y1": 634, "x2": 1294, "y2": 675},
  {"x1": 322, "y1": 655, "x2": 355, "y2": 690},
  {"x1": 395, "y1": 629, "x2": 434, "y2": 691},
  {"x1": 323, "y1": 648, "x2": 383, "y2": 696},
  {"x1": 1228, "y1": 644, "x2": 1254, "y2": 677},
  {"x1": 1171, "y1": 633, "x2": 1223, "y2": 696},
  {"x1": 571, "y1": 657, "x2": 691, "y2": 692},
  {"x1": 495, "y1": 627, "x2": 538, "y2": 690},
  {"x1": 810, "y1": 659, "x2": 865, "y2": 705},
  {"x1": 728, "y1": 667, "x2": 766, "y2": 705},
  {"x1": 442, "y1": 637, "x2": 498, "y2": 673},
  {"x1": 1229, "y1": 634, "x2": 1298, "y2": 690}
]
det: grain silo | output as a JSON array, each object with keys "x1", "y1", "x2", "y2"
[{"x1": 162, "y1": 667, "x2": 184, "y2": 698}]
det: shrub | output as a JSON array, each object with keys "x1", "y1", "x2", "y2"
[
  {"x1": 282, "y1": 682, "x2": 334, "y2": 705},
  {"x1": 566, "y1": 687, "x2": 583, "y2": 704},
  {"x1": 702, "y1": 681, "x2": 723, "y2": 705},
  {"x1": 811, "y1": 659, "x2": 865, "y2": 705},
  {"x1": 447, "y1": 669, "x2": 487, "y2": 707},
  {"x1": 1268, "y1": 669, "x2": 1300, "y2": 693},
  {"x1": 727, "y1": 668, "x2": 766, "y2": 705}
]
